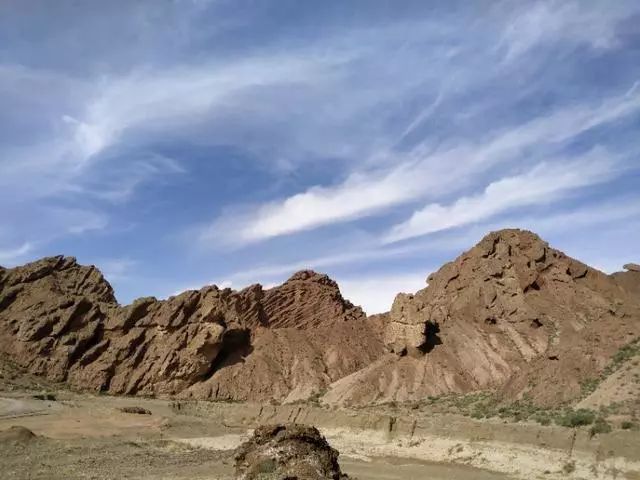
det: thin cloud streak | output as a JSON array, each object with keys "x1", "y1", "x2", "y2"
[
  {"x1": 0, "y1": 242, "x2": 33, "y2": 266},
  {"x1": 203, "y1": 86, "x2": 640, "y2": 247},
  {"x1": 384, "y1": 149, "x2": 620, "y2": 243}
]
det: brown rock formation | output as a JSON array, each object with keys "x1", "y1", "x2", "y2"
[
  {"x1": 0, "y1": 257, "x2": 380, "y2": 402},
  {"x1": 325, "y1": 229, "x2": 640, "y2": 406},
  {"x1": 263, "y1": 270, "x2": 364, "y2": 328},
  {"x1": 612, "y1": 264, "x2": 640, "y2": 297},
  {"x1": 234, "y1": 424, "x2": 347, "y2": 480},
  {"x1": 1, "y1": 229, "x2": 638, "y2": 408}
]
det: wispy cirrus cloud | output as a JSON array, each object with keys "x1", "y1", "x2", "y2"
[
  {"x1": 1, "y1": 1, "x2": 639, "y2": 312},
  {"x1": 498, "y1": 0, "x2": 632, "y2": 61},
  {"x1": 201, "y1": 86, "x2": 640, "y2": 247},
  {"x1": 384, "y1": 149, "x2": 621, "y2": 243},
  {"x1": 0, "y1": 242, "x2": 33, "y2": 266}
]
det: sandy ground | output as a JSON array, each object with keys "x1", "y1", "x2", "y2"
[{"x1": 1, "y1": 391, "x2": 639, "y2": 480}]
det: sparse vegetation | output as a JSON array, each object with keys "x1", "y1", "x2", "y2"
[
  {"x1": 576, "y1": 337, "x2": 640, "y2": 400},
  {"x1": 621, "y1": 421, "x2": 637, "y2": 430},
  {"x1": 610, "y1": 339, "x2": 640, "y2": 367},
  {"x1": 402, "y1": 391, "x2": 607, "y2": 428},
  {"x1": 307, "y1": 389, "x2": 326, "y2": 406},
  {"x1": 589, "y1": 417, "x2": 612, "y2": 436},
  {"x1": 580, "y1": 378, "x2": 599, "y2": 396},
  {"x1": 556, "y1": 409, "x2": 596, "y2": 427},
  {"x1": 562, "y1": 460, "x2": 576, "y2": 474}
]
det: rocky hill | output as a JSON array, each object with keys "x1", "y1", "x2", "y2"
[
  {"x1": 325, "y1": 230, "x2": 640, "y2": 404},
  {"x1": 0, "y1": 229, "x2": 638, "y2": 407},
  {"x1": 324, "y1": 229, "x2": 640, "y2": 406},
  {"x1": 0, "y1": 257, "x2": 382, "y2": 402}
]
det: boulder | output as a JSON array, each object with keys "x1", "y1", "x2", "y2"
[
  {"x1": 234, "y1": 424, "x2": 348, "y2": 480},
  {"x1": 118, "y1": 406, "x2": 151, "y2": 415}
]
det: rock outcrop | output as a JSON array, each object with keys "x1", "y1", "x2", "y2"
[
  {"x1": 234, "y1": 424, "x2": 347, "y2": 480},
  {"x1": 1, "y1": 229, "x2": 638, "y2": 408},
  {"x1": 263, "y1": 270, "x2": 364, "y2": 328},
  {"x1": 612, "y1": 264, "x2": 640, "y2": 297},
  {"x1": 0, "y1": 257, "x2": 380, "y2": 401},
  {"x1": 325, "y1": 229, "x2": 640, "y2": 406}
]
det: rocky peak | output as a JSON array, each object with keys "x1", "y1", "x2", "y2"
[
  {"x1": 0, "y1": 255, "x2": 116, "y2": 305},
  {"x1": 263, "y1": 270, "x2": 364, "y2": 328},
  {"x1": 384, "y1": 228, "x2": 602, "y2": 355},
  {"x1": 285, "y1": 270, "x2": 339, "y2": 287},
  {"x1": 612, "y1": 263, "x2": 640, "y2": 297}
]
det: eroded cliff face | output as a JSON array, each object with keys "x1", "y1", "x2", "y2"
[
  {"x1": 324, "y1": 229, "x2": 640, "y2": 406},
  {"x1": 0, "y1": 258, "x2": 381, "y2": 401},
  {"x1": 1, "y1": 229, "x2": 638, "y2": 407},
  {"x1": 0, "y1": 256, "x2": 117, "y2": 383}
]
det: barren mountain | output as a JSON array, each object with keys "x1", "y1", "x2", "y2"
[
  {"x1": 0, "y1": 258, "x2": 382, "y2": 402},
  {"x1": 0, "y1": 229, "x2": 638, "y2": 408},
  {"x1": 323, "y1": 229, "x2": 640, "y2": 406}
]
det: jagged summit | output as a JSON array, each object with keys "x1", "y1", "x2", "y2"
[
  {"x1": 0, "y1": 257, "x2": 374, "y2": 401},
  {"x1": 326, "y1": 228, "x2": 640, "y2": 406},
  {"x1": 284, "y1": 269, "x2": 338, "y2": 285},
  {"x1": 264, "y1": 269, "x2": 363, "y2": 329}
]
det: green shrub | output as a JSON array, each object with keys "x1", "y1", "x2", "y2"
[
  {"x1": 580, "y1": 378, "x2": 599, "y2": 395},
  {"x1": 621, "y1": 421, "x2": 636, "y2": 430},
  {"x1": 589, "y1": 417, "x2": 612, "y2": 436},
  {"x1": 532, "y1": 412, "x2": 551, "y2": 426},
  {"x1": 470, "y1": 409, "x2": 485, "y2": 419},
  {"x1": 557, "y1": 409, "x2": 596, "y2": 427},
  {"x1": 255, "y1": 458, "x2": 276, "y2": 474}
]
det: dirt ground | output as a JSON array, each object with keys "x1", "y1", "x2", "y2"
[{"x1": 0, "y1": 389, "x2": 638, "y2": 480}]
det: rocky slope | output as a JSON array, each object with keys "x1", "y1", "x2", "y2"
[
  {"x1": 323, "y1": 229, "x2": 640, "y2": 406},
  {"x1": 611, "y1": 263, "x2": 640, "y2": 297},
  {"x1": 0, "y1": 257, "x2": 382, "y2": 401},
  {"x1": 0, "y1": 229, "x2": 638, "y2": 407}
]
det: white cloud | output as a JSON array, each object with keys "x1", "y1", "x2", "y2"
[
  {"x1": 66, "y1": 53, "x2": 351, "y2": 162},
  {"x1": 508, "y1": 198, "x2": 640, "y2": 236},
  {"x1": 93, "y1": 258, "x2": 137, "y2": 282},
  {"x1": 202, "y1": 86, "x2": 640, "y2": 246},
  {"x1": 384, "y1": 150, "x2": 617, "y2": 243},
  {"x1": 0, "y1": 242, "x2": 32, "y2": 266},
  {"x1": 337, "y1": 272, "x2": 430, "y2": 315},
  {"x1": 169, "y1": 278, "x2": 233, "y2": 297},
  {"x1": 202, "y1": 163, "x2": 425, "y2": 245},
  {"x1": 499, "y1": 1, "x2": 629, "y2": 62}
]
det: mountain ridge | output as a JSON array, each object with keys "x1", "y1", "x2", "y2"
[{"x1": 1, "y1": 228, "x2": 638, "y2": 406}]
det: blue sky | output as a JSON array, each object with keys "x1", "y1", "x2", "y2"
[{"x1": 1, "y1": 0, "x2": 639, "y2": 313}]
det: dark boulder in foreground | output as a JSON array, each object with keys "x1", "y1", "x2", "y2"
[
  {"x1": 234, "y1": 424, "x2": 348, "y2": 480},
  {"x1": 117, "y1": 406, "x2": 151, "y2": 415}
]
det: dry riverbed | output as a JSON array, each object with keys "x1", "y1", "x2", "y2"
[{"x1": 0, "y1": 391, "x2": 638, "y2": 480}]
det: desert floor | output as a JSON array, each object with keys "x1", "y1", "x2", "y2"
[{"x1": 1, "y1": 389, "x2": 638, "y2": 480}]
